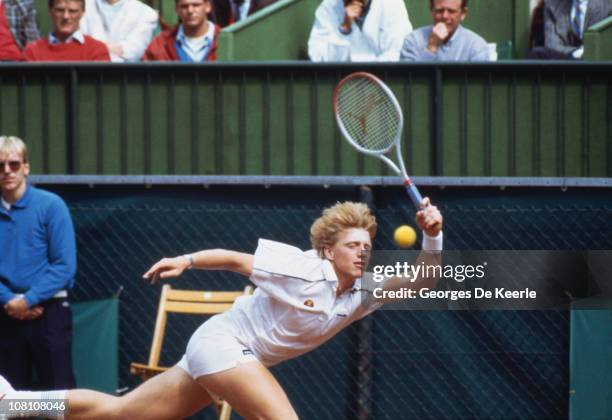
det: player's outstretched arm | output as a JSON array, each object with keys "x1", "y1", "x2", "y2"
[
  {"x1": 377, "y1": 197, "x2": 443, "y2": 296},
  {"x1": 143, "y1": 250, "x2": 254, "y2": 283}
]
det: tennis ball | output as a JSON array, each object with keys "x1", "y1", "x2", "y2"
[{"x1": 394, "y1": 225, "x2": 416, "y2": 248}]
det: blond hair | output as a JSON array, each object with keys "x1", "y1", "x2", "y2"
[
  {"x1": 310, "y1": 201, "x2": 377, "y2": 257},
  {"x1": 0, "y1": 136, "x2": 28, "y2": 161}
]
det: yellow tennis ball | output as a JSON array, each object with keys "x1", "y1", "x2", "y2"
[{"x1": 394, "y1": 225, "x2": 417, "y2": 248}]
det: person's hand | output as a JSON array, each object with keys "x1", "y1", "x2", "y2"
[
  {"x1": 427, "y1": 22, "x2": 449, "y2": 53},
  {"x1": 22, "y1": 306, "x2": 44, "y2": 321},
  {"x1": 143, "y1": 256, "x2": 191, "y2": 284},
  {"x1": 4, "y1": 297, "x2": 30, "y2": 320},
  {"x1": 415, "y1": 197, "x2": 443, "y2": 237},
  {"x1": 107, "y1": 43, "x2": 124, "y2": 58},
  {"x1": 341, "y1": 0, "x2": 363, "y2": 32}
]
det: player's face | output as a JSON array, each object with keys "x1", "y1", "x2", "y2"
[
  {"x1": 431, "y1": 0, "x2": 466, "y2": 36},
  {"x1": 176, "y1": 0, "x2": 210, "y2": 31},
  {"x1": 325, "y1": 228, "x2": 372, "y2": 281},
  {"x1": 50, "y1": 0, "x2": 84, "y2": 41},
  {"x1": 0, "y1": 150, "x2": 29, "y2": 198}
]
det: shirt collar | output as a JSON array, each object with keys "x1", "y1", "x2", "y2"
[
  {"x1": 321, "y1": 257, "x2": 362, "y2": 294},
  {"x1": 7, "y1": 183, "x2": 32, "y2": 209},
  {"x1": 49, "y1": 29, "x2": 85, "y2": 45},
  {"x1": 1, "y1": 196, "x2": 10, "y2": 210},
  {"x1": 100, "y1": 0, "x2": 124, "y2": 7},
  {"x1": 321, "y1": 258, "x2": 338, "y2": 283},
  {"x1": 176, "y1": 24, "x2": 214, "y2": 48}
]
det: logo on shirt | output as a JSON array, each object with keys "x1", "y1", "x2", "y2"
[
  {"x1": 242, "y1": 349, "x2": 254, "y2": 356},
  {"x1": 303, "y1": 299, "x2": 314, "y2": 308}
]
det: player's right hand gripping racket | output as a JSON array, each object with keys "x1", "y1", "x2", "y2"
[{"x1": 333, "y1": 72, "x2": 423, "y2": 209}]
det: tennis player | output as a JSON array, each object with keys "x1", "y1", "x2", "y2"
[{"x1": 0, "y1": 199, "x2": 443, "y2": 419}]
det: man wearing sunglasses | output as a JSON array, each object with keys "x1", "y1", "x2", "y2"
[{"x1": 0, "y1": 136, "x2": 77, "y2": 390}]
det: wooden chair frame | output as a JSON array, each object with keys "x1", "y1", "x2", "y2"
[{"x1": 130, "y1": 284, "x2": 253, "y2": 420}]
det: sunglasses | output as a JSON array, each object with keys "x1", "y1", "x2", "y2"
[{"x1": 0, "y1": 160, "x2": 23, "y2": 172}]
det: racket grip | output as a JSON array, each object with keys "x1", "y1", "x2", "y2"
[{"x1": 405, "y1": 182, "x2": 423, "y2": 209}]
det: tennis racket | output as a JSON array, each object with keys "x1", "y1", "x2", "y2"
[{"x1": 333, "y1": 72, "x2": 422, "y2": 209}]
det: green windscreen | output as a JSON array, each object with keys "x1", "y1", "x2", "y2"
[
  {"x1": 72, "y1": 298, "x2": 119, "y2": 394},
  {"x1": 569, "y1": 308, "x2": 612, "y2": 419}
]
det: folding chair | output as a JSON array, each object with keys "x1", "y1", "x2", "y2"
[{"x1": 130, "y1": 284, "x2": 253, "y2": 420}]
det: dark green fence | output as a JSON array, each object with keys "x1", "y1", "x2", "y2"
[{"x1": 1, "y1": 62, "x2": 610, "y2": 177}]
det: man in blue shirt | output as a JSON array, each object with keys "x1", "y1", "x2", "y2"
[
  {"x1": 0, "y1": 135, "x2": 77, "y2": 390},
  {"x1": 400, "y1": 0, "x2": 490, "y2": 61},
  {"x1": 142, "y1": 0, "x2": 220, "y2": 61}
]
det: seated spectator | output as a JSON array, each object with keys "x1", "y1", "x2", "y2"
[
  {"x1": 400, "y1": 0, "x2": 490, "y2": 61},
  {"x1": 0, "y1": 0, "x2": 39, "y2": 60},
  {"x1": 143, "y1": 0, "x2": 219, "y2": 61},
  {"x1": 22, "y1": 0, "x2": 110, "y2": 61},
  {"x1": 529, "y1": 0, "x2": 545, "y2": 50},
  {"x1": 308, "y1": 0, "x2": 412, "y2": 62},
  {"x1": 209, "y1": 0, "x2": 278, "y2": 27},
  {"x1": 79, "y1": 0, "x2": 158, "y2": 62},
  {"x1": 529, "y1": 0, "x2": 611, "y2": 59}
]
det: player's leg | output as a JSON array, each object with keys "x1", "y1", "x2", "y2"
[
  {"x1": 1, "y1": 366, "x2": 213, "y2": 420},
  {"x1": 69, "y1": 366, "x2": 213, "y2": 420},
  {"x1": 197, "y1": 361, "x2": 298, "y2": 420}
]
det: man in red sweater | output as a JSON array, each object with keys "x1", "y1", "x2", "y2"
[
  {"x1": 22, "y1": 0, "x2": 109, "y2": 61},
  {"x1": 143, "y1": 0, "x2": 220, "y2": 61},
  {"x1": 0, "y1": 0, "x2": 40, "y2": 61}
]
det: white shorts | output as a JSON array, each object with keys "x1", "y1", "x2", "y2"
[{"x1": 176, "y1": 313, "x2": 258, "y2": 379}]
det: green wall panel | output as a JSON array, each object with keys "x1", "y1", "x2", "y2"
[
  {"x1": 583, "y1": 16, "x2": 612, "y2": 61},
  {"x1": 0, "y1": 63, "x2": 609, "y2": 177}
]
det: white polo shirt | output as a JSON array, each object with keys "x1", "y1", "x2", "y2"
[{"x1": 223, "y1": 239, "x2": 382, "y2": 367}]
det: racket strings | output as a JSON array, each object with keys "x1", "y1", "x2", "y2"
[{"x1": 336, "y1": 77, "x2": 400, "y2": 152}]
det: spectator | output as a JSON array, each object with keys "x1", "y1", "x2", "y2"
[
  {"x1": 0, "y1": 135, "x2": 77, "y2": 391},
  {"x1": 209, "y1": 0, "x2": 278, "y2": 27},
  {"x1": 0, "y1": 0, "x2": 39, "y2": 60},
  {"x1": 308, "y1": 0, "x2": 412, "y2": 62},
  {"x1": 79, "y1": 0, "x2": 158, "y2": 62},
  {"x1": 143, "y1": 0, "x2": 219, "y2": 61},
  {"x1": 22, "y1": 0, "x2": 110, "y2": 61},
  {"x1": 400, "y1": 0, "x2": 490, "y2": 61},
  {"x1": 530, "y1": 0, "x2": 611, "y2": 59},
  {"x1": 530, "y1": 0, "x2": 546, "y2": 49}
]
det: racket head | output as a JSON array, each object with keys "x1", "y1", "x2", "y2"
[{"x1": 333, "y1": 72, "x2": 403, "y2": 156}]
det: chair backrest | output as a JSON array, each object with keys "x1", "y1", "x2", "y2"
[{"x1": 148, "y1": 284, "x2": 253, "y2": 367}]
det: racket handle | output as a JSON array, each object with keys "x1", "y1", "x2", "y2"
[{"x1": 404, "y1": 182, "x2": 423, "y2": 209}]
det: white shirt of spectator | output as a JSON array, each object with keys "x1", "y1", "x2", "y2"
[
  {"x1": 176, "y1": 23, "x2": 215, "y2": 62},
  {"x1": 80, "y1": 0, "x2": 158, "y2": 62},
  {"x1": 308, "y1": 0, "x2": 412, "y2": 62},
  {"x1": 571, "y1": 0, "x2": 588, "y2": 38},
  {"x1": 222, "y1": 239, "x2": 381, "y2": 367},
  {"x1": 49, "y1": 29, "x2": 85, "y2": 44},
  {"x1": 570, "y1": 0, "x2": 588, "y2": 58},
  {"x1": 1, "y1": 197, "x2": 10, "y2": 211}
]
